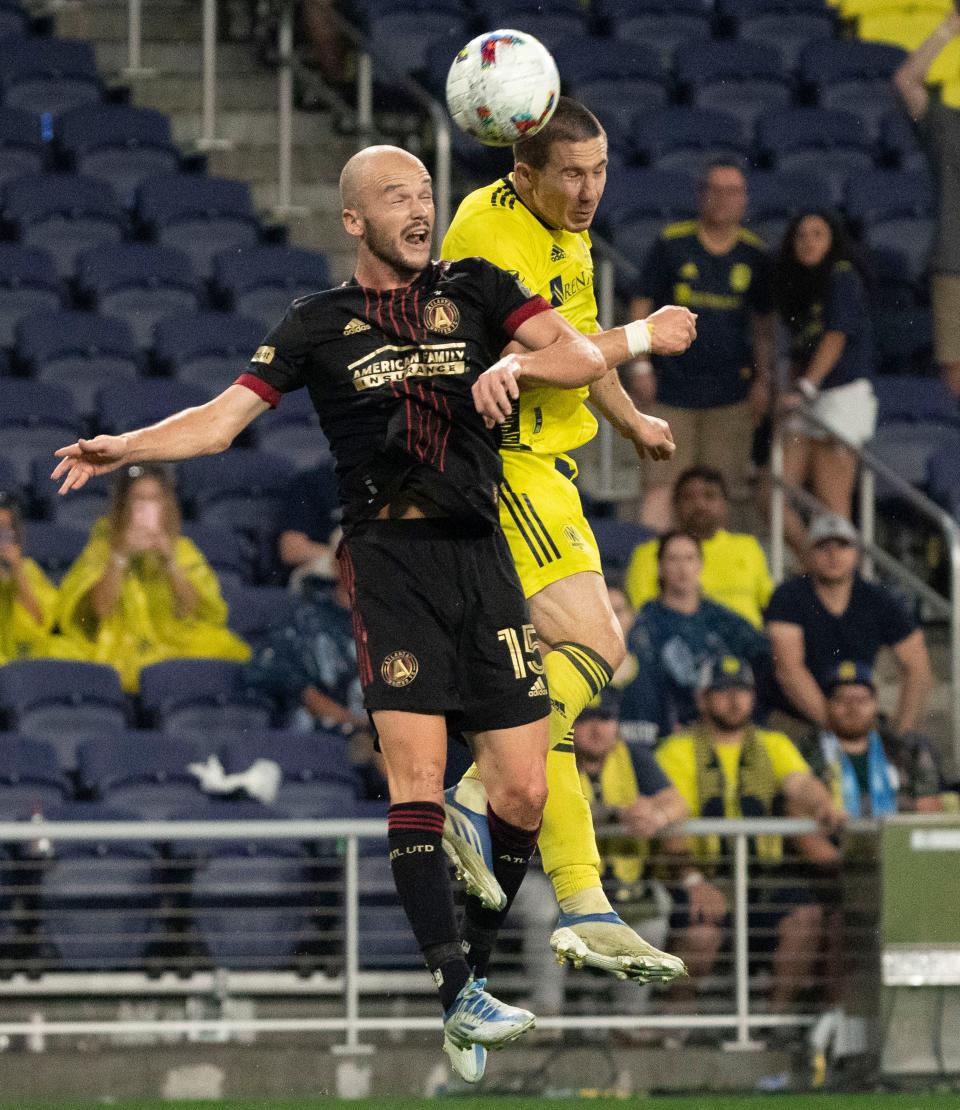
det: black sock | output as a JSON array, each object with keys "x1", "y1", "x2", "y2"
[
  {"x1": 461, "y1": 805, "x2": 541, "y2": 981},
  {"x1": 387, "y1": 801, "x2": 471, "y2": 1011}
]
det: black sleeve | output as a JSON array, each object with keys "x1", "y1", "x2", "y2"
[
  {"x1": 764, "y1": 578, "x2": 804, "y2": 625},
  {"x1": 629, "y1": 743, "x2": 672, "y2": 797},
  {"x1": 638, "y1": 236, "x2": 668, "y2": 304},
  {"x1": 877, "y1": 586, "x2": 918, "y2": 646},
  {"x1": 749, "y1": 246, "x2": 775, "y2": 316},
  {"x1": 236, "y1": 302, "x2": 312, "y2": 407},
  {"x1": 477, "y1": 258, "x2": 551, "y2": 343}
]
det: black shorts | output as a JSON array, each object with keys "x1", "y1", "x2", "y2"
[{"x1": 338, "y1": 518, "x2": 550, "y2": 734}]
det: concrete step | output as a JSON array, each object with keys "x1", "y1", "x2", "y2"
[
  {"x1": 171, "y1": 109, "x2": 333, "y2": 147},
  {"x1": 94, "y1": 39, "x2": 255, "y2": 79},
  {"x1": 207, "y1": 137, "x2": 354, "y2": 185},
  {"x1": 252, "y1": 182, "x2": 341, "y2": 212},
  {"x1": 56, "y1": 0, "x2": 203, "y2": 43},
  {"x1": 126, "y1": 71, "x2": 277, "y2": 115}
]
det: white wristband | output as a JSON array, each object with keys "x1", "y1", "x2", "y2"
[
  {"x1": 797, "y1": 377, "x2": 819, "y2": 401},
  {"x1": 623, "y1": 319, "x2": 652, "y2": 357}
]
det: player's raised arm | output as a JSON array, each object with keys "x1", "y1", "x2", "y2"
[{"x1": 51, "y1": 384, "x2": 270, "y2": 495}]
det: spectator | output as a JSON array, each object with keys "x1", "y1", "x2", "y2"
[
  {"x1": 509, "y1": 693, "x2": 688, "y2": 1020},
  {"x1": 620, "y1": 531, "x2": 767, "y2": 740},
  {"x1": 656, "y1": 655, "x2": 841, "y2": 1019},
  {"x1": 624, "y1": 466, "x2": 773, "y2": 628},
  {"x1": 765, "y1": 513, "x2": 931, "y2": 734},
  {"x1": 276, "y1": 463, "x2": 341, "y2": 589},
  {"x1": 773, "y1": 211, "x2": 877, "y2": 553},
  {"x1": 627, "y1": 160, "x2": 776, "y2": 532},
  {"x1": 894, "y1": 11, "x2": 960, "y2": 397},
  {"x1": 800, "y1": 661, "x2": 943, "y2": 818},
  {"x1": 53, "y1": 464, "x2": 249, "y2": 691},
  {"x1": 0, "y1": 492, "x2": 57, "y2": 664}
]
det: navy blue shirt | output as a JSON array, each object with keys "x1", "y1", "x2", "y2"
[
  {"x1": 785, "y1": 262, "x2": 874, "y2": 391},
  {"x1": 638, "y1": 221, "x2": 773, "y2": 409},
  {"x1": 764, "y1": 573, "x2": 916, "y2": 693},
  {"x1": 277, "y1": 463, "x2": 341, "y2": 544}
]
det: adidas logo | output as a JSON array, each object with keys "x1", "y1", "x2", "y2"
[
  {"x1": 550, "y1": 245, "x2": 566, "y2": 262},
  {"x1": 343, "y1": 317, "x2": 370, "y2": 335},
  {"x1": 528, "y1": 676, "x2": 548, "y2": 697}
]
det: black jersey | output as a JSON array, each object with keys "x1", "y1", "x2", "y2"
[{"x1": 237, "y1": 258, "x2": 550, "y2": 529}]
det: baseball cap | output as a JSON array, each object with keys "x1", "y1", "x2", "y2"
[
  {"x1": 826, "y1": 660, "x2": 874, "y2": 694},
  {"x1": 578, "y1": 686, "x2": 622, "y2": 721},
  {"x1": 808, "y1": 513, "x2": 859, "y2": 547},
  {"x1": 698, "y1": 655, "x2": 755, "y2": 693}
]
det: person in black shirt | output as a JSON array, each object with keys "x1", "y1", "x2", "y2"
[
  {"x1": 50, "y1": 144, "x2": 674, "y2": 1073},
  {"x1": 765, "y1": 513, "x2": 931, "y2": 733}
]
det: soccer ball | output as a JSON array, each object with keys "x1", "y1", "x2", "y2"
[{"x1": 445, "y1": 29, "x2": 560, "y2": 147}]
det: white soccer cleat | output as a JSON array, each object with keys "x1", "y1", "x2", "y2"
[
  {"x1": 550, "y1": 912, "x2": 687, "y2": 983},
  {"x1": 442, "y1": 778, "x2": 506, "y2": 911},
  {"x1": 443, "y1": 1035, "x2": 487, "y2": 1084},
  {"x1": 443, "y1": 976, "x2": 536, "y2": 1050}
]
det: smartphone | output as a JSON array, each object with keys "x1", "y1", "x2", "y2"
[{"x1": 131, "y1": 500, "x2": 162, "y2": 531}]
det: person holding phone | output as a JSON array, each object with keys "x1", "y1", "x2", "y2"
[
  {"x1": 0, "y1": 492, "x2": 58, "y2": 664},
  {"x1": 52, "y1": 464, "x2": 249, "y2": 691}
]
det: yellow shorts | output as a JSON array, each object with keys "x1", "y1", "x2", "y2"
[{"x1": 499, "y1": 450, "x2": 603, "y2": 599}]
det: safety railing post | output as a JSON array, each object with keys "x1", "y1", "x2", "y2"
[
  {"x1": 331, "y1": 833, "x2": 373, "y2": 1057},
  {"x1": 724, "y1": 832, "x2": 763, "y2": 1051},
  {"x1": 859, "y1": 467, "x2": 876, "y2": 580},
  {"x1": 951, "y1": 531, "x2": 960, "y2": 766},
  {"x1": 356, "y1": 52, "x2": 374, "y2": 150},
  {"x1": 197, "y1": 0, "x2": 231, "y2": 151},
  {"x1": 273, "y1": 0, "x2": 307, "y2": 217},
  {"x1": 123, "y1": 0, "x2": 155, "y2": 78}
]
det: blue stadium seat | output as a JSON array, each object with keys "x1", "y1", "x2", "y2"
[
  {"x1": 719, "y1": 0, "x2": 828, "y2": 13},
  {"x1": 734, "y1": 11, "x2": 835, "y2": 69},
  {"x1": 20, "y1": 520, "x2": 88, "y2": 582},
  {"x1": 0, "y1": 37, "x2": 103, "y2": 117},
  {"x1": 182, "y1": 524, "x2": 253, "y2": 588},
  {"x1": 95, "y1": 378, "x2": 208, "y2": 436},
  {"x1": 0, "y1": 737, "x2": 71, "y2": 819},
  {"x1": 927, "y1": 447, "x2": 960, "y2": 519},
  {"x1": 846, "y1": 170, "x2": 934, "y2": 282},
  {"x1": 746, "y1": 170, "x2": 832, "y2": 247},
  {"x1": 588, "y1": 518, "x2": 659, "y2": 575},
  {"x1": 0, "y1": 380, "x2": 78, "y2": 486},
  {"x1": 36, "y1": 463, "x2": 109, "y2": 531},
  {"x1": 212, "y1": 246, "x2": 331, "y2": 329},
  {"x1": 0, "y1": 0, "x2": 29, "y2": 38},
  {"x1": 0, "y1": 243, "x2": 62, "y2": 347},
  {"x1": 137, "y1": 174, "x2": 260, "y2": 278},
  {"x1": 632, "y1": 106, "x2": 747, "y2": 173},
  {"x1": 248, "y1": 391, "x2": 330, "y2": 471},
  {"x1": 599, "y1": 0, "x2": 713, "y2": 18},
  {"x1": 367, "y1": 10, "x2": 467, "y2": 78},
  {"x1": 800, "y1": 39, "x2": 906, "y2": 138},
  {"x1": 175, "y1": 449, "x2": 290, "y2": 535},
  {"x1": 77, "y1": 243, "x2": 201, "y2": 348},
  {"x1": 0, "y1": 658, "x2": 128, "y2": 739},
  {"x1": 675, "y1": 41, "x2": 792, "y2": 132},
  {"x1": 0, "y1": 107, "x2": 45, "y2": 187},
  {"x1": 16, "y1": 311, "x2": 139, "y2": 417},
  {"x1": 879, "y1": 111, "x2": 928, "y2": 173},
  {"x1": 470, "y1": 11, "x2": 587, "y2": 56},
  {"x1": 612, "y1": 13, "x2": 713, "y2": 64},
  {"x1": 869, "y1": 421, "x2": 960, "y2": 501},
  {"x1": 358, "y1": 853, "x2": 421, "y2": 969},
  {"x1": 76, "y1": 734, "x2": 204, "y2": 818},
  {"x1": 600, "y1": 168, "x2": 698, "y2": 266},
  {"x1": 56, "y1": 104, "x2": 180, "y2": 208},
  {"x1": 154, "y1": 311, "x2": 266, "y2": 396},
  {"x1": 37, "y1": 803, "x2": 160, "y2": 970},
  {"x1": 755, "y1": 107, "x2": 874, "y2": 202},
  {"x1": 220, "y1": 582, "x2": 299, "y2": 642},
  {"x1": 0, "y1": 457, "x2": 19, "y2": 496},
  {"x1": 873, "y1": 375, "x2": 959, "y2": 428}
]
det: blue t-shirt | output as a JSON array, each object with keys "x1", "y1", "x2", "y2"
[
  {"x1": 785, "y1": 262, "x2": 874, "y2": 391},
  {"x1": 638, "y1": 222, "x2": 774, "y2": 409},
  {"x1": 764, "y1": 573, "x2": 916, "y2": 694},
  {"x1": 620, "y1": 597, "x2": 768, "y2": 739}
]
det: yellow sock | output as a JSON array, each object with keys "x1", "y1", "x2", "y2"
[{"x1": 544, "y1": 642, "x2": 613, "y2": 750}]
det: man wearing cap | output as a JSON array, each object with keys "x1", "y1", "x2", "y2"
[
  {"x1": 656, "y1": 655, "x2": 841, "y2": 1018},
  {"x1": 765, "y1": 513, "x2": 931, "y2": 734},
  {"x1": 800, "y1": 661, "x2": 944, "y2": 818}
]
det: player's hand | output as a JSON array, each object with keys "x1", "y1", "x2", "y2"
[
  {"x1": 646, "y1": 305, "x2": 697, "y2": 356},
  {"x1": 473, "y1": 354, "x2": 522, "y2": 429},
  {"x1": 689, "y1": 880, "x2": 727, "y2": 925},
  {"x1": 51, "y1": 435, "x2": 130, "y2": 494},
  {"x1": 631, "y1": 412, "x2": 675, "y2": 462}
]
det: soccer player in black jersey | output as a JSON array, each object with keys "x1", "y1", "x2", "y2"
[{"x1": 51, "y1": 145, "x2": 667, "y2": 1076}]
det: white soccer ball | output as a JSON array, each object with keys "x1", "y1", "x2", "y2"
[{"x1": 445, "y1": 29, "x2": 560, "y2": 147}]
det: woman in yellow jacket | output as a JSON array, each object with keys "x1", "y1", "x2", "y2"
[
  {"x1": 54, "y1": 464, "x2": 249, "y2": 692},
  {"x1": 0, "y1": 493, "x2": 58, "y2": 663}
]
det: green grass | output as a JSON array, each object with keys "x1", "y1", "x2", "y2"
[{"x1": 8, "y1": 1096, "x2": 960, "y2": 1110}]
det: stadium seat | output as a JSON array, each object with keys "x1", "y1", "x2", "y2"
[
  {"x1": 735, "y1": 11, "x2": 835, "y2": 69},
  {"x1": 358, "y1": 853, "x2": 422, "y2": 969},
  {"x1": 0, "y1": 0, "x2": 29, "y2": 38},
  {"x1": 746, "y1": 170, "x2": 833, "y2": 246},
  {"x1": 15, "y1": 311, "x2": 139, "y2": 417},
  {"x1": 869, "y1": 420, "x2": 960, "y2": 501},
  {"x1": 0, "y1": 658, "x2": 128, "y2": 740},
  {"x1": 76, "y1": 734, "x2": 204, "y2": 818},
  {"x1": 247, "y1": 390, "x2": 330, "y2": 471},
  {"x1": 136, "y1": 174, "x2": 261, "y2": 279},
  {"x1": 612, "y1": 13, "x2": 713, "y2": 64},
  {"x1": 0, "y1": 380, "x2": 79, "y2": 486},
  {"x1": 37, "y1": 803, "x2": 161, "y2": 971},
  {"x1": 56, "y1": 104, "x2": 181, "y2": 208},
  {"x1": 755, "y1": 107, "x2": 875, "y2": 201},
  {"x1": 0, "y1": 737, "x2": 71, "y2": 819},
  {"x1": 154, "y1": 311, "x2": 266, "y2": 397},
  {"x1": 20, "y1": 520, "x2": 88, "y2": 583},
  {"x1": 879, "y1": 110, "x2": 928, "y2": 173},
  {"x1": 95, "y1": 378, "x2": 208, "y2": 436},
  {"x1": 846, "y1": 170, "x2": 934, "y2": 282},
  {"x1": 800, "y1": 39, "x2": 907, "y2": 137},
  {"x1": 0, "y1": 37, "x2": 103, "y2": 117},
  {"x1": 600, "y1": 169, "x2": 698, "y2": 267},
  {"x1": 0, "y1": 243, "x2": 62, "y2": 348},
  {"x1": 220, "y1": 582, "x2": 299, "y2": 642},
  {"x1": 873, "y1": 375, "x2": 959, "y2": 427},
  {"x1": 0, "y1": 106, "x2": 45, "y2": 186},
  {"x1": 720, "y1": 0, "x2": 831, "y2": 14},
  {"x1": 175, "y1": 449, "x2": 290, "y2": 534},
  {"x1": 927, "y1": 447, "x2": 960, "y2": 518},
  {"x1": 471, "y1": 12, "x2": 588, "y2": 56},
  {"x1": 599, "y1": 0, "x2": 713, "y2": 17},
  {"x1": 77, "y1": 243, "x2": 201, "y2": 348},
  {"x1": 182, "y1": 524, "x2": 254, "y2": 587},
  {"x1": 38, "y1": 469, "x2": 109, "y2": 531},
  {"x1": 212, "y1": 246, "x2": 331, "y2": 329},
  {"x1": 675, "y1": 41, "x2": 793, "y2": 132},
  {"x1": 631, "y1": 107, "x2": 747, "y2": 173},
  {"x1": 588, "y1": 518, "x2": 659, "y2": 575},
  {"x1": 366, "y1": 10, "x2": 467, "y2": 78}
]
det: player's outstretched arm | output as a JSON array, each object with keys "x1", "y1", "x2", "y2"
[
  {"x1": 52, "y1": 384, "x2": 270, "y2": 495},
  {"x1": 591, "y1": 304, "x2": 697, "y2": 369}
]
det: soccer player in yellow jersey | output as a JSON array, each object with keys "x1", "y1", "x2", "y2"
[{"x1": 440, "y1": 98, "x2": 696, "y2": 986}]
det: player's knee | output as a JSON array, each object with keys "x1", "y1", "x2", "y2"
[
  {"x1": 489, "y1": 773, "x2": 547, "y2": 829},
  {"x1": 388, "y1": 762, "x2": 445, "y2": 804},
  {"x1": 781, "y1": 900, "x2": 823, "y2": 938}
]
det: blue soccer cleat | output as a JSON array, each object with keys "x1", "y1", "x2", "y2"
[
  {"x1": 443, "y1": 976, "x2": 535, "y2": 1051},
  {"x1": 442, "y1": 778, "x2": 506, "y2": 911},
  {"x1": 550, "y1": 911, "x2": 688, "y2": 983},
  {"x1": 442, "y1": 1035, "x2": 487, "y2": 1084}
]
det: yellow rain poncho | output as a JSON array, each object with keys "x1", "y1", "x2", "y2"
[
  {"x1": 54, "y1": 519, "x2": 250, "y2": 692},
  {"x1": 0, "y1": 558, "x2": 58, "y2": 664}
]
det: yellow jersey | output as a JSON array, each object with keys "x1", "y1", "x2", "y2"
[
  {"x1": 441, "y1": 174, "x2": 599, "y2": 456},
  {"x1": 625, "y1": 529, "x2": 774, "y2": 629}
]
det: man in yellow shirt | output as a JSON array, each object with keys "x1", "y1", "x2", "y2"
[
  {"x1": 625, "y1": 466, "x2": 773, "y2": 627},
  {"x1": 441, "y1": 97, "x2": 697, "y2": 984},
  {"x1": 656, "y1": 655, "x2": 841, "y2": 1017}
]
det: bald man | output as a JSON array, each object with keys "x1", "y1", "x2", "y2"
[{"x1": 52, "y1": 146, "x2": 680, "y2": 1080}]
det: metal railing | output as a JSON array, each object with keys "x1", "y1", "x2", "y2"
[{"x1": 0, "y1": 815, "x2": 865, "y2": 1052}]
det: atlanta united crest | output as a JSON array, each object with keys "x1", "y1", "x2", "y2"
[
  {"x1": 381, "y1": 650, "x2": 419, "y2": 687},
  {"x1": 423, "y1": 297, "x2": 460, "y2": 334}
]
